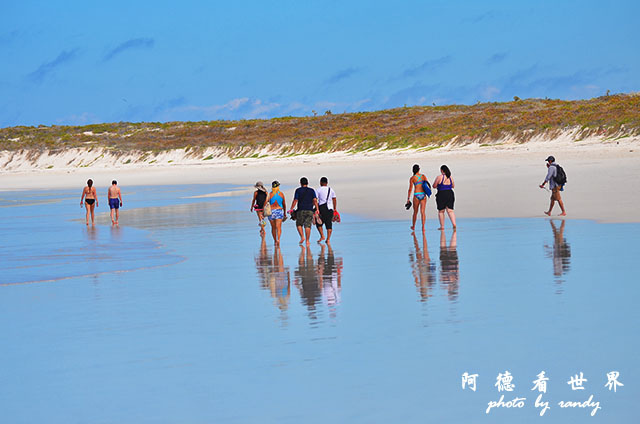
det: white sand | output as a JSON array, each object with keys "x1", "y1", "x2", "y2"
[{"x1": 2, "y1": 135, "x2": 639, "y2": 223}]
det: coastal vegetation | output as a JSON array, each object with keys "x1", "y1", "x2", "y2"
[{"x1": 1, "y1": 94, "x2": 639, "y2": 157}]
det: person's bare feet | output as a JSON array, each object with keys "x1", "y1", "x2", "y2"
[
  {"x1": 544, "y1": 211, "x2": 551, "y2": 216},
  {"x1": 437, "y1": 227, "x2": 444, "y2": 230},
  {"x1": 318, "y1": 237, "x2": 325, "y2": 243},
  {"x1": 306, "y1": 241, "x2": 310, "y2": 246},
  {"x1": 299, "y1": 238, "x2": 305, "y2": 244},
  {"x1": 559, "y1": 212, "x2": 567, "y2": 216}
]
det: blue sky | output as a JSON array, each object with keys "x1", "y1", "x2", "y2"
[{"x1": 1, "y1": 0, "x2": 638, "y2": 127}]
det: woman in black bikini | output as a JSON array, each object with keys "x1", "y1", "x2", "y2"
[
  {"x1": 251, "y1": 181, "x2": 268, "y2": 235},
  {"x1": 80, "y1": 179, "x2": 98, "y2": 226}
]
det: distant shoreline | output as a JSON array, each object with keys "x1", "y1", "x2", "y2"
[{"x1": 2, "y1": 136, "x2": 639, "y2": 225}]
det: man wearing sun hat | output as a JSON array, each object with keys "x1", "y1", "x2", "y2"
[{"x1": 539, "y1": 155, "x2": 567, "y2": 216}]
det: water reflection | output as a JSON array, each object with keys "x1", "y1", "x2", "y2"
[
  {"x1": 295, "y1": 245, "x2": 321, "y2": 321},
  {"x1": 409, "y1": 232, "x2": 436, "y2": 302},
  {"x1": 439, "y1": 229, "x2": 459, "y2": 301},
  {"x1": 544, "y1": 219, "x2": 571, "y2": 286},
  {"x1": 294, "y1": 244, "x2": 344, "y2": 322},
  {"x1": 85, "y1": 225, "x2": 99, "y2": 241},
  {"x1": 317, "y1": 243, "x2": 343, "y2": 315},
  {"x1": 255, "y1": 236, "x2": 291, "y2": 316}
]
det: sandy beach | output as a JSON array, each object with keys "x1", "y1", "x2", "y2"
[{"x1": 2, "y1": 136, "x2": 639, "y2": 223}]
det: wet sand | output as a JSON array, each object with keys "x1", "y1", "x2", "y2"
[{"x1": 2, "y1": 139, "x2": 639, "y2": 223}]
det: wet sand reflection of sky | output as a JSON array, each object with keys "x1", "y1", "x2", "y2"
[{"x1": 1, "y1": 185, "x2": 638, "y2": 424}]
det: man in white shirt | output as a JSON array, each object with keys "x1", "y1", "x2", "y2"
[{"x1": 315, "y1": 177, "x2": 337, "y2": 243}]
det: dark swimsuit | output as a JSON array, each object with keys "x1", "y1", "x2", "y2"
[
  {"x1": 254, "y1": 190, "x2": 267, "y2": 211},
  {"x1": 435, "y1": 176, "x2": 454, "y2": 210},
  {"x1": 85, "y1": 198, "x2": 95, "y2": 205}
]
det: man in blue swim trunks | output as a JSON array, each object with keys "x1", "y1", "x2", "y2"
[{"x1": 108, "y1": 180, "x2": 123, "y2": 225}]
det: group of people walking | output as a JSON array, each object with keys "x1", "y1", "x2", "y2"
[
  {"x1": 407, "y1": 164, "x2": 457, "y2": 232},
  {"x1": 80, "y1": 179, "x2": 123, "y2": 226},
  {"x1": 251, "y1": 177, "x2": 339, "y2": 246}
]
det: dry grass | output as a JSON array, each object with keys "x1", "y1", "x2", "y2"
[{"x1": 1, "y1": 94, "x2": 639, "y2": 154}]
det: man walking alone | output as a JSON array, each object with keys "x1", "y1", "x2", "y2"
[{"x1": 539, "y1": 156, "x2": 567, "y2": 216}]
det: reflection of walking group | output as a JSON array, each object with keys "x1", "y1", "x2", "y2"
[
  {"x1": 255, "y1": 237, "x2": 342, "y2": 319},
  {"x1": 251, "y1": 177, "x2": 339, "y2": 246},
  {"x1": 409, "y1": 228, "x2": 459, "y2": 303}
]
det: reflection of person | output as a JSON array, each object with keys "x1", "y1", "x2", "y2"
[
  {"x1": 108, "y1": 180, "x2": 123, "y2": 225},
  {"x1": 410, "y1": 232, "x2": 436, "y2": 302},
  {"x1": 295, "y1": 245, "x2": 321, "y2": 319},
  {"x1": 290, "y1": 177, "x2": 319, "y2": 246},
  {"x1": 407, "y1": 164, "x2": 429, "y2": 232},
  {"x1": 539, "y1": 156, "x2": 566, "y2": 216},
  {"x1": 315, "y1": 177, "x2": 337, "y2": 244},
  {"x1": 251, "y1": 181, "x2": 268, "y2": 236},
  {"x1": 80, "y1": 179, "x2": 98, "y2": 226},
  {"x1": 433, "y1": 165, "x2": 456, "y2": 230},
  {"x1": 546, "y1": 219, "x2": 571, "y2": 279},
  {"x1": 256, "y1": 235, "x2": 290, "y2": 312},
  {"x1": 317, "y1": 243, "x2": 343, "y2": 308},
  {"x1": 267, "y1": 180, "x2": 286, "y2": 245},
  {"x1": 439, "y1": 229, "x2": 459, "y2": 301}
]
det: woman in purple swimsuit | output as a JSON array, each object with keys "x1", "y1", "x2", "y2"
[
  {"x1": 80, "y1": 179, "x2": 98, "y2": 226},
  {"x1": 407, "y1": 164, "x2": 429, "y2": 232},
  {"x1": 433, "y1": 165, "x2": 456, "y2": 229}
]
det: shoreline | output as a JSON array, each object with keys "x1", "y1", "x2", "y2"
[{"x1": 2, "y1": 137, "x2": 639, "y2": 224}]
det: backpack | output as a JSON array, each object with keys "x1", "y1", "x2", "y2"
[{"x1": 553, "y1": 164, "x2": 567, "y2": 185}]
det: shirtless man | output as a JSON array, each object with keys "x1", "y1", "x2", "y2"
[{"x1": 108, "y1": 180, "x2": 123, "y2": 225}]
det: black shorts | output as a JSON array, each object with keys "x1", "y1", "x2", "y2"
[
  {"x1": 435, "y1": 190, "x2": 455, "y2": 211},
  {"x1": 317, "y1": 204, "x2": 333, "y2": 230}
]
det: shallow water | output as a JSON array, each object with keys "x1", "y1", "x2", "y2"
[{"x1": 1, "y1": 184, "x2": 638, "y2": 423}]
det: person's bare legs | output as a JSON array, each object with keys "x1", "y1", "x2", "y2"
[
  {"x1": 446, "y1": 208, "x2": 457, "y2": 228},
  {"x1": 419, "y1": 197, "x2": 427, "y2": 232},
  {"x1": 85, "y1": 203, "x2": 90, "y2": 225},
  {"x1": 115, "y1": 208, "x2": 119, "y2": 225},
  {"x1": 257, "y1": 211, "x2": 265, "y2": 235},
  {"x1": 325, "y1": 228, "x2": 333, "y2": 244},
  {"x1": 275, "y1": 219, "x2": 282, "y2": 245},
  {"x1": 90, "y1": 203, "x2": 96, "y2": 226},
  {"x1": 438, "y1": 210, "x2": 445, "y2": 230},
  {"x1": 270, "y1": 219, "x2": 277, "y2": 244},
  {"x1": 545, "y1": 190, "x2": 566, "y2": 216},
  {"x1": 111, "y1": 207, "x2": 116, "y2": 224},
  {"x1": 297, "y1": 225, "x2": 305, "y2": 244},
  {"x1": 316, "y1": 225, "x2": 325, "y2": 242},
  {"x1": 556, "y1": 195, "x2": 566, "y2": 216},
  {"x1": 305, "y1": 226, "x2": 312, "y2": 246},
  {"x1": 411, "y1": 196, "x2": 419, "y2": 231}
]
